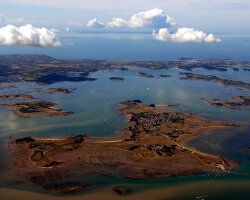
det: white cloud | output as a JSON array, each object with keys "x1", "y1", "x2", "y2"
[
  {"x1": 93, "y1": 8, "x2": 176, "y2": 28},
  {"x1": 86, "y1": 18, "x2": 105, "y2": 28},
  {"x1": 153, "y1": 28, "x2": 221, "y2": 43},
  {"x1": 166, "y1": 15, "x2": 176, "y2": 26},
  {"x1": 65, "y1": 27, "x2": 71, "y2": 32},
  {"x1": 0, "y1": 24, "x2": 61, "y2": 47},
  {"x1": 51, "y1": 28, "x2": 59, "y2": 32},
  {"x1": 128, "y1": 8, "x2": 176, "y2": 28},
  {"x1": 106, "y1": 18, "x2": 128, "y2": 28}
]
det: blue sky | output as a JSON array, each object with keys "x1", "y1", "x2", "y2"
[{"x1": 1, "y1": 0, "x2": 250, "y2": 34}]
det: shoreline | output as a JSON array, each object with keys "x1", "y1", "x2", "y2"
[{"x1": 1, "y1": 179, "x2": 250, "y2": 200}]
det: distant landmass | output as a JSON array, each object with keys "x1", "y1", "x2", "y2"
[{"x1": 0, "y1": 54, "x2": 249, "y2": 84}]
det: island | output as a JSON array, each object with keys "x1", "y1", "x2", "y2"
[
  {"x1": 109, "y1": 77, "x2": 125, "y2": 81},
  {"x1": 37, "y1": 88, "x2": 76, "y2": 94},
  {"x1": 180, "y1": 72, "x2": 250, "y2": 90},
  {"x1": 1, "y1": 101, "x2": 73, "y2": 118},
  {"x1": 137, "y1": 72, "x2": 154, "y2": 78},
  {"x1": 10, "y1": 100, "x2": 240, "y2": 193},
  {"x1": 202, "y1": 96, "x2": 250, "y2": 109},
  {"x1": 0, "y1": 94, "x2": 33, "y2": 100},
  {"x1": 35, "y1": 73, "x2": 97, "y2": 85},
  {"x1": 111, "y1": 66, "x2": 129, "y2": 71},
  {"x1": 159, "y1": 74, "x2": 172, "y2": 78}
]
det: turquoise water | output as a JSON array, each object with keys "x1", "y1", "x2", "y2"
[{"x1": 0, "y1": 67, "x2": 249, "y2": 199}]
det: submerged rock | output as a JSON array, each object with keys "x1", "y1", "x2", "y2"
[{"x1": 43, "y1": 182, "x2": 90, "y2": 194}]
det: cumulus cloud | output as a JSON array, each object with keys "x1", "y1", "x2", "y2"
[
  {"x1": 106, "y1": 18, "x2": 128, "y2": 28},
  {"x1": 128, "y1": 8, "x2": 176, "y2": 28},
  {"x1": 86, "y1": 18, "x2": 105, "y2": 28},
  {"x1": 90, "y1": 8, "x2": 176, "y2": 28},
  {"x1": 166, "y1": 15, "x2": 176, "y2": 26},
  {"x1": 50, "y1": 28, "x2": 59, "y2": 32},
  {"x1": 153, "y1": 28, "x2": 221, "y2": 43},
  {"x1": 0, "y1": 24, "x2": 61, "y2": 47}
]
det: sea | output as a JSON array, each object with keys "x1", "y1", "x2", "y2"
[{"x1": 0, "y1": 31, "x2": 249, "y2": 61}]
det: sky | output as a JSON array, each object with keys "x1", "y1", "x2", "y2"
[
  {"x1": 1, "y1": 0, "x2": 250, "y2": 31},
  {"x1": 0, "y1": 0, "x2": 250, "y2": 47}
]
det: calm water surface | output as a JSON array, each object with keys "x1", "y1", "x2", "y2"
[{"x1": 0, "y1": 33, "x2": 250, "y2": 61}]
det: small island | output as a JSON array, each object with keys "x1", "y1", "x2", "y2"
[
  {"x1": 159, "y1": 74, "x2": 172, "y2": 78},
  {"x1": 0, "y1": 94, "x2": 33, "y2": 100},
  {"x1": 109, "y1": 77, "x2": 125, "y2": 81},
  {"x1": 180, "y1": 72, "x2": 250, "y2": 90},
  {"x1": 137, "y1": 72, "x2": 154, "y2": 78},
  {"x1": 35, "y1": 73, "x2": 97, "y2": 85},
  {"x1": 112, "y1": 66, "x2": 129, "y2": 71},
  {"x1": 11, "y1": 100, "x2": 240, "y2": 190},
  {"x1": 2, "y1": 101, "x2": 73, "y2": 118},
  {"x1": 37, "y1": 88, "x2": 76, "y2": 94},
  {"x1": 202, "y1": 96, "x2": 250, "y2": 109}
]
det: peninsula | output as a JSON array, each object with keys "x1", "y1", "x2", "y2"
[
  {"x1": 202, "y1": 96, "x2": 250, "y2": 109},
  {"x1": 180, "y1": 72, "x2": 250, "y2": 90}
]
